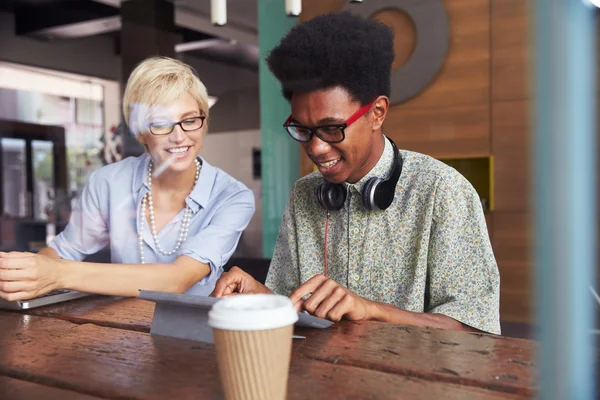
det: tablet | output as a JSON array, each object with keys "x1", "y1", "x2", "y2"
[{"x1": 137, "y1": 290, "x2": 333, "y2": 343}]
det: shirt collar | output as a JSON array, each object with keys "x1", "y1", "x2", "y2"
[
  {"x1": 133, "y1": 153, "x2": 151, "y2": 194},
  {"x1": 132, "y1": 153, "x2": 215, "y2": 212},
  {"x1": 189, "y1": 157, "x2": 216, "y2": 210},
  {"x1": 347, "y1": 136, "x2": 394, "y2": 194}
]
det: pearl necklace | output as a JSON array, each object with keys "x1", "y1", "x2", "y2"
[{"x1": 138, "y1": 158, "x2": 201, "y2": 264}]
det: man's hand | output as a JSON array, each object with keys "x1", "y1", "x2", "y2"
[
  {"x1": 289, "y1": 274, "x2": 377, "y2": 322},
  {"x1": 210, "y1": 266, "x2": 273, "y2": 297},
  {"x1": 0, "y1": 252, "x2": 66, "y2": 301}
]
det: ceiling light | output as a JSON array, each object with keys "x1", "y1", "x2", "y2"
[
  {"x1": 285, "y1": 0, "x2": 301, "y2": 16},
  {"x1": 211, "y1": 0, "x2": 226, "y2": 26},
  {"x1": 0, "y1": 65, "x2": 103, "y2": 101}
]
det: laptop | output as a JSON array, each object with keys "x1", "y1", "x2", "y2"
[
  {"x1": 0, "y1": 289, "x2": 91, "y2": 310},
  {"x1": 0, "y1": 237, "x2": 109, "y2": 310}
]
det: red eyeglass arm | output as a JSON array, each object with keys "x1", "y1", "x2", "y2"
[{"x1": 284, "y1": 98, "x2": 377, "y2": 127}]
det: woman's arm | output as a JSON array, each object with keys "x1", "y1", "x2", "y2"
[
  {"x1": 38, "y1": 247, "x2": 61, "y2": 259},
  {"x1": 1, "y1": 185, "x2": 254, "y2": 301},
  {"x1": 0, "y1": 171, "x2": 255, "y2": 301},
  {"x1": 0, "y1": 252, "x2": 210, "y2": 300},
  {"x1": 61, "y1": 255, "x2": 210, "y2": 296}
]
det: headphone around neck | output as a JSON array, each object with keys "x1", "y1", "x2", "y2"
[{"x1": 316, "y1": 136, "x2": 403, "y2": 211}]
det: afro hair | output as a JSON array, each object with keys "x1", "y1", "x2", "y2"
[{"x1": 266, "y1": 11, "x2": 395, "y2": 106}]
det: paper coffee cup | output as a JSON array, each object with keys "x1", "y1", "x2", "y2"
[{"x1": 208, "y1": 294, "x2": 298, "y2": 400}]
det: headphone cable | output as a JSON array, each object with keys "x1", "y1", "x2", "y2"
[{"x1": 324, "y1": 210, "x2": 330, "y2": 277}]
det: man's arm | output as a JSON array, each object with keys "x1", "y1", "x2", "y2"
[
  {"x1": 424, "y1": 172, "x2": 501, "y2": 334},
  {"x1": 367, "y1": 300, "x2": 482, "y2": 332},
  {"x1": 289, "y1": 274, "x2": 481, "y2": 332}
]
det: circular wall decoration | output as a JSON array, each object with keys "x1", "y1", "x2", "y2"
[{"x1": 344, "y1": 0, "x2": 450, "y2": 105}]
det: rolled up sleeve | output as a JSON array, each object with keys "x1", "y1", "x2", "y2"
[
  {"x1": 48, "y1": 171, "x2": 109, "y2": 260},
  {"x1": 426, "y1": 174, "x2": 501, "y2": 334},
  {"x1": 180, "y1": 186, "x2": 255, "y2": 286}
]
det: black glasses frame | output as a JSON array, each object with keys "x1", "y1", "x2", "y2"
[
  {"x1": 282, "y1": 98, "x2": 377, "y2": 144},
  {"x1": 282, "y1": 123, "x2": 347, "y2": 144},
  {"x1": 148, "y1": 116, "x2": 206, "y2": 136}
]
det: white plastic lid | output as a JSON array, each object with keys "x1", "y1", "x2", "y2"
[{"x1": 208, "y1": 294, "x2": 299, "y2": 331}]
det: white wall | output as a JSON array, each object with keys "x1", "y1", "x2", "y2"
[{"x1": 200, "y1": 130, "x2": 262, "y2": 258}]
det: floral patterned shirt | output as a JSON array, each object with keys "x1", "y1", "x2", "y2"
[{"x1": 266, "y1": 138, "x2": 501, "y2": 334}]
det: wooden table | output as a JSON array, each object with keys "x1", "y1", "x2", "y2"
[{"x1": 0, "y1": 296, "x2": 536, "y2": 399}]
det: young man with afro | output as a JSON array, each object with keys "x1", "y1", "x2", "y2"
[{"x1": 212, "y1": 12, "x2": 500, "y2": 334}]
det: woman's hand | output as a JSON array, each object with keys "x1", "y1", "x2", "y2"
[{"x1": 0, "y1": 252, "x2": 67, "y2": 301}]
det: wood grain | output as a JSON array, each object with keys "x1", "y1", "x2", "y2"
[
  {"x1": 386, "y1": 103, "x2": 490, "y2": 158},
  {"x1": 492, "y1": 212, "x2": 531, "y2": 262},
  {"x1": 17, "y1": 298, "x2": 536, "y2": 396},
  {"x1": 0, "y1": 375, "x2": 103, "y2": 400},
  {"x1": 492, "y1": 100, "x2": 530, "y2": 212},
  {"x1": 295, "y1": 320, "x2": 536, "y2": 396},
  {"x1": 0, "y1": 312, "x2": 530, "y2": 399},
  {"x1": 499, "y1": 288, "x2": 533, "y2": 325},
  {"x1": 492, "y1": 212, "x2": 532, "y2": 323},
  {"x1": 492, "y1": 0, "x2": 531, "y2": 101},
  {"x1": 23, "y1": 296, "x2": 154, "y2": 332}
]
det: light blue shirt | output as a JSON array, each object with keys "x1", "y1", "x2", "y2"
[{"x1": 49, "y1": 153, "x2": 255, "y2": 296}]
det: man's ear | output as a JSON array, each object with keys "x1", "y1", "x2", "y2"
[{"x1": 371, "y1": 96, "x2": 390, "y2": 131}]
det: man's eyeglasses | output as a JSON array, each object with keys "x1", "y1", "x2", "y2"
[
  {"x1": 283, "y1": 99, "x2": 376, "y2": 143},
  {"x1": 148, "y1": 116, "x2": 206, "y2": 136}
]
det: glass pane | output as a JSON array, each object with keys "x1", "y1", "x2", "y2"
[
  {"x1": 32, "y1": 140, "x2": 54, "y2": 221},
  {"x1": 76, "y1": 98, "x2": 103, "y2": 126},
  {"x1": 1, "y1": 138, "x2": 27, "y2": 218}
]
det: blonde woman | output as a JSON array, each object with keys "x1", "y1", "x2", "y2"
[{"x1": 0, "y1": 57, "x2": 255, "y2": 299}]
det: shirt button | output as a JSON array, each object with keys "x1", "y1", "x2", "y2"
[{"x1": 352, "y1": 274, "x2": 360, "y2": 282}]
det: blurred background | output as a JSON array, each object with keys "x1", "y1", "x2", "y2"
[{"x1": 0, "y1": 0, "x2": 597, "y2": 354}]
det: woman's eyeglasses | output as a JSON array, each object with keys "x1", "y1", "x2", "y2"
[{"x1": 148, "y1": 116, "x2": 206, "y2": 136}]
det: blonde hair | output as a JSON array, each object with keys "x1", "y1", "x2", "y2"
[{"x1": 123, "y1": 56, "x2": 210, "y2": 136}]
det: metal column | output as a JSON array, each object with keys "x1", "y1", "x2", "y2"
[{"x1": 533, "y1": 1, "x2": 596, "y2": 398}]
